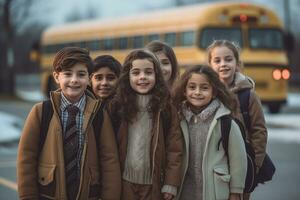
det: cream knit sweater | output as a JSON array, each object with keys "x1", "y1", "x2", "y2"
[{"x1": 123, "y1": 95, "x2": 153, "y2": 184}]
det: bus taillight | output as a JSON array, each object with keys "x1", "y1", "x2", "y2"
[
  {"x1": 282, "y1": 69, "x2": 290, "y2": 80},
  {"x1": 272, "y1": 69, "x2": 281, "y2": 80},
  {"x1": 272, "y1": 69, "x2": 290, "y2": 80}
]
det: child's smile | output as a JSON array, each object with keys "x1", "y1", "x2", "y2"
[
  {"x1": 185, "y1": 73, "x2": 214, "y2": 113},
  {"x1": 53, "y1": 63, "x2": 89, "y2": 103},
  {"x1": 129, "y1": 59, "x2": 156, "y2": 94}
]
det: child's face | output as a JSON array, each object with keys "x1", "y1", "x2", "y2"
[
  {"x1": 155, "y1": 51, "x2": 172, "y2": 83},
  {"x1": 91, "y1": 67, "x2": 118, "y2": 99},
  {"x1": 53, "y1": 63, "x2": 89, "y2": 103},
  {"x1": 185, "y1": 73, "x2": 214, "y2": 113},
  {"x1": 129, "y1": 59, "x2": 156, "y2": 94},
  {"x1": 209, "y1": 46, "x2": 238, "y2": 85}
]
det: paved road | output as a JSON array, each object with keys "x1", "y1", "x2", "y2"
[{"x1": 252, "y1": 141, "x2": 300, "y2": 199}]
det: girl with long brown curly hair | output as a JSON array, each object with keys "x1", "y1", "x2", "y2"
[{"x1": 109, "y1": 49, "x2": 183, "y2": 200}]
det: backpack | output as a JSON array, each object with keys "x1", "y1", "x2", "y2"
[
  {"x1": 219, "y1": 114, "x2": 257, "y2": 193},
  {"x1": 219, "y1": 89, "x2": 276, "y2": 193},
  {"x1": 237, "y1": 89, "x2": 275, "y2": 185},
  {"x1": 39, "y1": 100, "x2": 104, "y2": 153}
]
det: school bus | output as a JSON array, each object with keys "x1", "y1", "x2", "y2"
[{"x1": 37, "y1": 1, "x2": 293, "y2": 113}]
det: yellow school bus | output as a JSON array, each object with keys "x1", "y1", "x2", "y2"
[{"x1": 38, "y1": 2, "x2": 293, "y2": 113}]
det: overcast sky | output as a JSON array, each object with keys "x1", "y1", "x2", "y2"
[{"x1": 32, "y1": 0, "x2": 299, "y2": 33}]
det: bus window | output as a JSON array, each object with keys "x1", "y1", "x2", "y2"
[
  {"x1": 132, "y1": 36, "x2": 144, "y2": 48},
  {"x1": 147, "y1": 34, "x2": 160, "y2": 42},
  {"x1": 87, "y1": 40, "x2": 101, "y2": 51},
  {"x1": 81, "y1": 41, "x2": 87, "y2": 48},
  {"x1": 199, "y1": 28, "x2": 242, "y2": 48},
  {"x1": 164, "y1": 32, "x2": 177, "y2": 46},
  {"x1": 180, "y1": 31, "x2": 195, "y2": 46},
  {"x1": 118, "y1": 37, "x2": 128, "y2": 49},
  {"x1": 249, "y1": 28, "x2": 283, "y2": 49},
  {"x1": 103, "y1": 38, "x2": 114, "y2": 50}
]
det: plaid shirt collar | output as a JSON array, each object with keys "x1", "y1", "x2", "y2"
[{"x1": 61, "y1": 92, "x2": 86, "y2": 113}]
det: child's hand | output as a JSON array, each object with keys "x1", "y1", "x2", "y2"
[
  {"x1": 229, "y1": 193, "x2": 241, "y2": 200},
  {"x1": 163, "y1": 192, "x2": 174, "y2": 200}
]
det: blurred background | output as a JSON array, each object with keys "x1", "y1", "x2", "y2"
[{"x1": 0, "y1": 0, "x2": 299, "y2": 199}]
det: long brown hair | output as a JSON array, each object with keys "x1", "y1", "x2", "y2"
[
  {"x1": 172, "y1": 65, "x2": 235, "y2": 115},
  {"x1": 145, "y1": 40, "x2": 179, "y2": 86},
  {"x1": 111, "y1": 49, "x2": 170, "y2": 123}
]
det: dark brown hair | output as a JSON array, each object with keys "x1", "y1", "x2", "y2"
[
  {"x1": 172, "y1": 65, "x2": 235, "y2": 115},
  {"x1": 145, "y1": 40, "x2": 179, "y2": 86},
  {"x1": 111, "y1": 49, "x2": 170, "y2": 123},
  {"x1": 92, "y1": 55, "x2": 122, "y2": 77},
  {"x1": 53, "y1": 47, "x2": 92, "y2": 74}
]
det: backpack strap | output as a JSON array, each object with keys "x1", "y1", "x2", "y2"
[
  {"x1": 40, "y1": 100, "x2": 53, "y2": 152},
  {"x1": 219, "y1": 115, "x2": 232, "y2": 158},
  {"x1": 40, "y1": 99, "x2": 104, "y2": 154},
  {"x1": 92, "y1": 102, "x2": 105, "y2": 150},
  {"x1": 237, "y1": 89, "x2": 251, "y2": 131}
]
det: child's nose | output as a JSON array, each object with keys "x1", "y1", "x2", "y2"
[
  {"x1": 195, "y1": 88, "x2": 201, "y2": 95},
  {"x1": 101, "y1": 78, "x2": 108, "y2": 85},
  {"x1": 139, "y1": 72, "x2": 146, "y2": 79},
  {"x1": 220, "y1": 60, "x2": 226, "y2": 66},
  {"x1": 71, "y1": 75, "x2": 78, "y2": 82}
]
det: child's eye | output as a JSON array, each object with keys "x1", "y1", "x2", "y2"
[
  {"x1": 200, "y1": 84, "x2": 211, "y2": 90},
  {"x1": 107, "y1": 75, "x2": 116, "y2": 81},
  {"x1": 130, "y1": 70, "x2": 139, "y2": 76},
  {"x1": 187, "y1": 85, "x2": 196, "y2": 90},
  {"x1": 78, "y1": 72, "x2": 87, "y2": 77},
  {"x1": 161, "y1": 60, "x2": 170, "y2": 65},
  {"x1": 213, "y1": 59, "x2": 220, "y2": 64},
  {"x1": 94, "y1": 75, "x2": 103, "y2": 81},
  {"x1": 225, "y1": 58, "x2": 233, "y2": 62},
  {"x1": 63, "y1": 72, "x2": 72, "y2": 76},
  {"x1": 145, "y1": 69, "x2": 154, "y2": 75}
]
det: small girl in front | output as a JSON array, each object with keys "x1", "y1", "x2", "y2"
[
  {"x1": 172, "y1": 65, "x2": 247, "y2": 200},
  {"x1": 109, "y1": 49, "x2": 183, "y2": 200}
]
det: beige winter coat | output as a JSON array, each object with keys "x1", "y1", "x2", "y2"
[{"x1": 17, "y1": 90, "x2": 121, "y2": 200}]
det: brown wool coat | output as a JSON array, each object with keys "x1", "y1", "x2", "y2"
[
  {"x1": 117, "y1": 106, "x2": 183, "y2": 199},
  {"x1": 231, "y1": 72, "x2": 268, "y2": 169},
  {"x1": 17, "y1": 90, "x2": 121, "y2": 200}
]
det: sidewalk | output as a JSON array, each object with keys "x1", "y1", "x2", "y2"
[{"x1": 0, "y1": 111, "x2": 23, "y2": 144}]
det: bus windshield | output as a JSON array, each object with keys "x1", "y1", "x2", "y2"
[
  {"x1": 249, "y1": 28, "x2": 283, "y2": 49},
  {"x1": 199, "y1": 27, "x2": 242, "y2": 48}
]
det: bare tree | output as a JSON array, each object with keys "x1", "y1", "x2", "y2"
[{"x1": 0, "y1": 0, "x2": 44, "y2": 94}]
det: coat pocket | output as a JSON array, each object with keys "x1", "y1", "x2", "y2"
[
  {"x1": 88, "y1": 166, "x2": 101, "y2": 199},
  {"x1": 213, "y1": 166, "x2": 231, "y2": 200},
  {"x1": 38, "y1": 163, "x2": 56, "y2": 199}
]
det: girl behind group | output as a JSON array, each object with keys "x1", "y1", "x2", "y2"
[
  {"x1": 172, "y1": 65, "x2": 247, "y2": 200},
  {"x1": 145, "y1": 40, "x2": 179, "y2": 88},
  {"x1": 109, "y1": 49, "x2": 183, "y2": 200},
  {"x1": 90, "y1": 55, "x2": 122, "y2": 102},
  {"x1": 207, "y1": 40, "x2": 268, "y2": 200}
]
